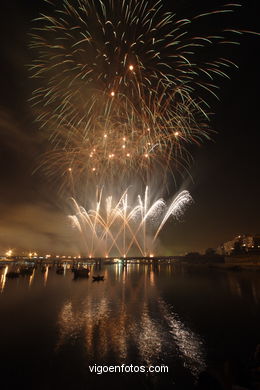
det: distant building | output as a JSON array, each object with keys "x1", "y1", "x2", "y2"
[{"x1": 217, "y1": 234, "x2": 260, "y2": 255}]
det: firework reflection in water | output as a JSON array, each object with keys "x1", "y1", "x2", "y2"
[
  {"x1": 56, "y1": 269, "x2": 205, "y2": 377},
  {"x1": 68, "y1": 186, "x2": 192, "y2": 257}
]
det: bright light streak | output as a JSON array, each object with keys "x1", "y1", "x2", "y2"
[{"x1": 68, "y1": 187, "x2": 192, "y2": 257}]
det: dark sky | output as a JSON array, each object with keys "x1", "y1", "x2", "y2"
[{"x1": 0, "y1": 0, "x2": 259, "y2": 255}]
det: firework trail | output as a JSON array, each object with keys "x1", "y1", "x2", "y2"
[
  {"x1": 29, "y1": 0, "x2": 246, "y2": 187},
  {"x1": 29, "y1": 0, "x2": 257, "y2": 254},
  {"x1": 69, "y1": 186, "x2": 192, "y2": 257}
]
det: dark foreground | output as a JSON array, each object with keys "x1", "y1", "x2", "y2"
[{"x1": 0, "y1": 263, "x2": 259, "y2": 389}]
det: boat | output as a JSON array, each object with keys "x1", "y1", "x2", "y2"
[
  {"x1": 73, "y1": 268, "x2": 90, "y2": 278},
  {"x1": 92, "y1": 275, "x2": 104, "y2": 281},
  {"x1": 6, "y1": 271, "x2": 19, "y2": 278}
]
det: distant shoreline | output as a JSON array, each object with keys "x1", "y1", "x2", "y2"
[{"x1": 1, "y1": 253, "x2": 260, "y2": 271}]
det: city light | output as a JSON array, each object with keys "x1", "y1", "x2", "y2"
[{"x1": 5, "y1": 249, "x2": 12, "y2": 257}]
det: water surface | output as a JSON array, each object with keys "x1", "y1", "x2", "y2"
[{"x1": 0, "y1": 263, "x2": 259, "y2": 389}]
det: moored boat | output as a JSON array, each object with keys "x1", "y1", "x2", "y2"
[{"x1": 92, "y1": 275, "x2": 104, "y2": 281}]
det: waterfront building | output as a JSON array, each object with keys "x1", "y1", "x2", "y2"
[{"x1": 218, "y1": 234, "x2": 260, "y2": 255}]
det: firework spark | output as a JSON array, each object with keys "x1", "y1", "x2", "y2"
[
  {"x1": 28, "y1": 1, "x2": 256, "y2": 254},
  {"x1": 68, "y1": 187, "x2": 192, "y2": 257},
  {"x1": 36, "y1": 91, "x2": 209, "y2": 189},
  {"x1": 29, "y1": 0, "x2": 245, "y2": 186}
]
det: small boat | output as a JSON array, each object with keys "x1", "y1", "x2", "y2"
[
  {"x1": 74, "y1": 268, "x2": 90, "y2": 278},
  {"x1": 56, "y1": 267, "x2": 64, "y2": 274},
  {"x1": 92, "y1": 275, "x2": 104, "y2": 282},
  {"x1": 6, "y1": 271, "x2": 20, "y2": 278},
  {"x1": 19, "y1": 267, "x2": 34, "y2": 276}
]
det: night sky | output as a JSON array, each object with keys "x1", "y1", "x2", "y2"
[{"x1": 0, "y1": 0, "x2": 259, "y2": 255}]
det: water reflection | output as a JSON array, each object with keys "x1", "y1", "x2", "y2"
[
  {"x1": 56, "y1": 265, "x2": 206, "y2": 377},
  {"x1": 1, "y1": 262, "x2": 260, "y2": 390},
  {"x1": 227, "y1": 271, "x2": 260, "y2": 303},
  {"x1": 28, "y1": 269, "x2": 35, "y2": 288},
  {"x1": 133, "y1": 302, "x2": 163, "y2": 366},
  {"x1": 43, "y1": 266, "x2": 49, "y2": 287},
  {"x1": 157, "y1": 298, "x2": 205, "y2": 376},
  {"x1": 0, "y1": 266, "x2": 8, "y2": 293}
]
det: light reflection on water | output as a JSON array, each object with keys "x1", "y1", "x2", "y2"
[
  {"x1": 43, "y1": 266, "x2": 49, "y2": 286},
  {"x1": 0, "y1": 265, "x2": 8, "y2": 293},
  {"x1": 55, "y1": 264, "x2": 206, "y2": 377},
  {"x1": 0, "y1": 262, "x2": 260, "y2": 389},
  {"x1": 28, "y1": 268, "x2": 35, "y2": 288},
  {"x1": 157, "y1": 298, "x2": 205, "y2": 376}
]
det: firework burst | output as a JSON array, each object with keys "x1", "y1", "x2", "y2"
[
  {"x1": 69, "y1": 186, "x2": 192, "y2": 257},
  {"x1": 30, "y1": 0, "x2": 245, "y2": 186},
  {"x1": 37, "y1": 90, "x2": 209, "y2": 189}
]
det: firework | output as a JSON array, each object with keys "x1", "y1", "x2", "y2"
[
  {"x1": 68, "y1": 186, "x2": 192, "y2": 257},
  {"x1": 30, "y1": 0, "x2": 244, "y2": 185},
  {"x1": 37, "y1": 91, "x2": 209, "y2": 189}
]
